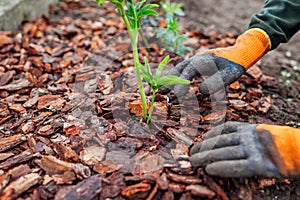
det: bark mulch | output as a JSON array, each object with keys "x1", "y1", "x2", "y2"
[{"x1": 0, "y1": 0, "x2": 290, "y2": 199}]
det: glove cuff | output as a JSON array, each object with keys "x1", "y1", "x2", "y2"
[
  {"x1": 257, "y1": 124, "x2": 300, "y2": 177},
  {"x1": 205, "y1": 28, "x2": 271, "y2": 69}
]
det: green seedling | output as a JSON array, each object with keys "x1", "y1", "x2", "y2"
[
  {"x1": 160, "y1": 0, "x2": 184, "y2": 18},
  {"x1": 156, "y1": 17, "x2": 191, "y2": 55},
  {"x1": 96, "y1": 0, "x2": 190, "y2": 123},
  {"x1": 139, "y1": 55, "x2": 190, "y2": 123}
]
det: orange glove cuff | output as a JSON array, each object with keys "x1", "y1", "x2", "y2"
[
  {"x1": 257, "y1": 124, "x2": 300, "y2": 177},
  {"x1": 205, "y1": 28, "x2": 271, "y2": 69}
]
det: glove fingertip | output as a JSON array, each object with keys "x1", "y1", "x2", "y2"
[
  {"x1": 159, "y1": 86, "x2": 171, "y2": 95},
  {"x1": 189, "y1": 143, "x2": 202, "y2": 155},
  {"x1": 174, "y1": 84, "x2": 189, "y2": 97},
  {"x1": 189, "y1": 154, "x2": 202, "y2": 168},
  {"x1": 205, "y1": 164, "x2": 220, "y2": 176},
  {"x1": 199, "y1": 82, "x2": 211, "y2": 95}
]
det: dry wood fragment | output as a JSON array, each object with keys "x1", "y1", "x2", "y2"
[
  {"x1": 23, "y1": 95, "x2": 39, "y2": 108},
  {"x1": 53, "y1": 143, "x2": 79, "y2": 162},
  {"x1": 21, "y1": 120, "x2": 35, "y2": 134},
  {"x1": 93, "y1": 160, "x2": 122, "y2": 174},
  {"x1": 36, "y1": 155, "x2": 91, "y2": 179},
  {"x1": 54, "y1": 175, "x2": 102, "y2": 200},
  {"x1": 202, "y1": 111, "x2": 225, "y2": 123},
  {"x1": 186, "y1": 185, "x2": 215, "y2": 199},
  {"x1": 168, "y1": 182, "x2": 186, "y2": 193},
  {"x1": 157, "y1": 173, "x2": 169, "y2": 190},
  {"x1": 247, "y1": 65, "x2": 263, "y2": 79},
  {"x1": 8, "y1": 103, "x2": 26, "y2": 113},
  {"x1": 121, "y1": 182, "x2": 151, "y2": 198},
  {"x1": 166, "y1": 128, "x2": 192, "y2": 146},
  {"x1": 0, "y1": 35, "x2": 13, "y2": 48},
  {"x1": 0, "y1": 71, "x2": 15, "y2": 86},
  {"x1": 146, "y1": 184, "x2": 158, "y2": 200},
  {"x1": 203, "y1": 174, "x2": 229, "y2": 200},
  {"x1": 162, "y1": 190, "x2": 174, "y2": 200},
  {"x1": 0, "y1": 103, "x2": 10, "y2": 118},
  {"x1": 1, "y1": 173, "x2": 41, "y2": 199},
  {"x1": 0, "y1": 172, "x2": 10, "y2": 194},
  {"x1": 0, "y1": 152, "x2": 14, "y2": 162},
  {"x1": 0, "y1": 79, "x2": 31, "y2": 91},
  {"x1": 124, "y1": 175, "x2": 156, "y2": 184},
  {"x1": 37, "y1": 94, "x2": 66, "y2": 110},
  {"x1": 0, "y1": 150, "x2": 36, "y2": 170},
  {"x1": 79, "y1": 145, "x2": 106, "y2": 165},
  {"x1": 0, "y1": 134, "x2": 27, "y2": 152},
  {"x1": 166, "y1": 171, "x2": 202, "y2": 185}
]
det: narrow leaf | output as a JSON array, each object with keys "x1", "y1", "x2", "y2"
[
  {"x1": 135, "y1": 0, "x2": 146, "y2": 11},
  {"x1": 137, "y1": 4, "x2": 159, "y2": 19},
  {"x1": 139, "y1": 63, "x2": 153, "y2": 84},
  {"x1": 144, "y1": 57, "x2": 152, "y2": 76},
  {"x1": 156, "y1": 75, "x2": 190, "y2": 88},
  {"x1": 155, "y1": 55, "x2": 170, "y2": 79},
  {"x1": 96, "y1": 0, "x2": 105, "y2": 5}
]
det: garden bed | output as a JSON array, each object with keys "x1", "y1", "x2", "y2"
[{"x1": 0, "y1": 0, "x2": 299, "y2": 199}]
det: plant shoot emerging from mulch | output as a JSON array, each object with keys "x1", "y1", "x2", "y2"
[{"x1": 96, "y1": 0, "x2": 190, "y2": 123}]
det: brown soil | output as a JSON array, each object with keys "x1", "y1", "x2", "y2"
[{"x1": 0, "y1": 0, "x2": 299, "y2": 199}]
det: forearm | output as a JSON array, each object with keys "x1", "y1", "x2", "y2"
[{"x1": 248, "y1": 0, "x2": 300, "y2": 50}]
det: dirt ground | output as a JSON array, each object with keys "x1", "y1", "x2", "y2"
[
  {"x1": 178, "y1": 0, "x2": 300, "y2": 199},
  {"x1": 0, "y1": 0, "x2": 299, "y2": 199}
]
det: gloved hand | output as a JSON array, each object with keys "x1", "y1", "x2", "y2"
[
  {"x1": 160, "y1": 28, "x2": 271, "y2": 95},
  {"x1": 190, "y1": 122, "x2": 300, "y2": 178}
]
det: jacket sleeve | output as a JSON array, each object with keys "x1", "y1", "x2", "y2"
[{"x1": 248, "y1": 0, "x2": 300, "y2": 50}]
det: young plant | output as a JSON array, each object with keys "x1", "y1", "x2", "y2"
[
  {"x1": 156, "y1": 17, "x2": 191, "y2": 55},
  {"x1": 160, "y1": 0, "x2": 184, "y2": 18},
  {"x1": 139, "y1": 55, "x2": 190, "y2": 123},
  {"x1": 96, "y1": 0, "x2": 159, "y2": 120},
  {"x1": 96, "y1": 0, "x2": 190, "y2": 123}
]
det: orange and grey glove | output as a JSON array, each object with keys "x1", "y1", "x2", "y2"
[
  {"x1": 160, "y1": 28, "x2": 271, "y2": 95},
  {"x1": 190, "y1": 122, "x2": 300, "y2": 178}
]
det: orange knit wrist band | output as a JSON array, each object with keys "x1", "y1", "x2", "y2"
[
  {"x1": 206, "y1": 28, "x2": 271, "y2": 69},
  {"x1": 257, "y1": 124, "x2": 300, "y2": 176}
]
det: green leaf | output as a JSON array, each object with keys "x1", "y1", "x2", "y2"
[
  {"x1": 127, "y1": 2, "x2": 135, "y2": 17},
  {"x1": 167, "y1": 17, "x2": 179, "y2": 30},
  {"x1": 110, "y1": 0, "x2": 123, "y2": 5},
  {"x1": 96, "y1": 0, "x2": 124, "y2": 6},
  {"x1": 144, "y1": 57, "x2": 152, "y2": 76},
  {"x1": 96, "y1": 0, "x2": 105, "y2": 5},
  {"x1": 137, "y1": 4, "x2": 159, "y2": 19},
  {"x1": 155, "y1": 55, "x2": 170, "y2": 79},
  {"x1": 135, "y1": 0, "x2": 146, "y2": 11},
  {"x1": 160, "y1": 0, "x2": 184, "y2": 16},
  {"x1": 156, "y1": 75, "x2": 190, "y2": 89},
  {"x1": 139, "y1": 63, "x2": 153, "y2": 84}
]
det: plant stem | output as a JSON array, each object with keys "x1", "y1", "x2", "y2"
[
  {"x1": 119, "y1": 4, "x2": 147, "y2": 120},
  {"x1": 131, "y1": 32, "x2": 148, "y2": 120},
  {"x1": 147, "y1": 89, "x2": 156, "y2": 124}
]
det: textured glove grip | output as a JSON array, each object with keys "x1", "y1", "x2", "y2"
[{"x1": 205, "y1": 28, "x2": 271, "y2": 69}]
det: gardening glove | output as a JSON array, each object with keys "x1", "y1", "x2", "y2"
[
  {"x1": 190, "y1": 122, "x2": 300, "y2": 178},
  {"x1": 160, "y1": 28, "x2": 271, "y2": 95}
]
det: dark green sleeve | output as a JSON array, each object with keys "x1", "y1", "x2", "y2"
[{"x1": 248, "y1": 0, "x2": 300, "y2": 50}]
